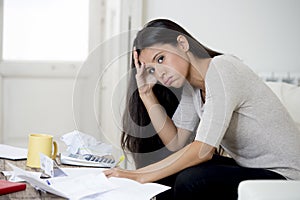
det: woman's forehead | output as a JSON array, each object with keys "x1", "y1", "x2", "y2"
[
  {"x1": 139, "y1": 44, "x2": 177, "y2": 62},
  {"x1": 139, "y1": 48, "x2": 159, "y2": 62}
]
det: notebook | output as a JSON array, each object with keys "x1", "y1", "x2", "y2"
[
  {"x1": 0, "y1": 144, "x2": 27, "y2": 160},
  {"x1": 0, "y1": 180, "x2": 26, "y2": 195}
]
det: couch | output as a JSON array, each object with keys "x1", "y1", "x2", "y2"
[{"x1": 237, "y1": 82, "x2": 300, "y2": 200}]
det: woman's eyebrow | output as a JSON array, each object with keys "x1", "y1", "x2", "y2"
[{"x1": 152, "y1": 51, "x2": 162, "y2": 62}]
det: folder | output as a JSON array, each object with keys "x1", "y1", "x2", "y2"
[{"x1": 0, "y1": 180, "x2": 26, "y2": 195}]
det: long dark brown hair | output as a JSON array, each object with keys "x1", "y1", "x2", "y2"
[{"x1": 121, "y1": 19, "x2": 222, "y2": 168}]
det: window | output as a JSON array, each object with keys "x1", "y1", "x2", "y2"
[{"x1": 2, "y1": 0, "x2": 89, "y2": 61}]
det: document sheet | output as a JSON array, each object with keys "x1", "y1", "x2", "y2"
[{"x1": 7, "y1": 163, "x2": 170, "y2": 200}]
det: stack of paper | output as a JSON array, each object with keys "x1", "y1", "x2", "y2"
[
  {"x1": 0, "y1": 144, "x2": 27, "y2": 160},
  {"x1": 7, "y1": 163, "x2": 170, "y2": 200}
]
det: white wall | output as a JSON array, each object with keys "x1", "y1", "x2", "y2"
[
  {"x1": 143, "y1": 0, "x2": 300, "y2": 74},
  {"x1": 2, "y1": 76, "x2": 76, "y2": 148}
]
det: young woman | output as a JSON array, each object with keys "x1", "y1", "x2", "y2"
[{"x1": 105, "y1": 19, "x2": 300, "y2": 199}]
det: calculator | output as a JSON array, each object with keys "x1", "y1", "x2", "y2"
[{"x1": 60, "y1": 152, "x2": 116, "y2": 168}]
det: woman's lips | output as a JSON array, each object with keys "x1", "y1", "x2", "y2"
[{"x1": 164, "y1": 76, "x2": 173, "y2": 86}]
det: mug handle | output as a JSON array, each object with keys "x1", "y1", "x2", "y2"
[{"x1": 51, "y1": 141, "x2": 58, "y2": 160}]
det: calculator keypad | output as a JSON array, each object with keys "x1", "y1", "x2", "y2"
[{"x1": 83, "y1": 154, "x2": 115, "y2": 164}]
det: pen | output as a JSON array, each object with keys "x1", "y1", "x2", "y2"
[
  {"x1": 115, "y1": 155, "x2": 125, "y2": 167},
  {"x1": 46, "y1": 180, "x2": 51, "y2": 185}
]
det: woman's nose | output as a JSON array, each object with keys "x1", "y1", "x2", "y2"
[{"x1": 155, "y1": 65, "x2": 166, "y2": 78}]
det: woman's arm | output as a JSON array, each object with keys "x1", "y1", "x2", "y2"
[
  {"x1": 104, "y1": 140, "x2": 215, "y2": 183},
  {"x1": 140, "y1": 90, "x2": 191, "y2": 151}
]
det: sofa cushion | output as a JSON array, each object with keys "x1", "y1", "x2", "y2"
[
  {"x1": 266, "y1": 82, "x2": 300, "y2": 130},
  {"x1": 238, "y1": 180, "x2": 300, "y2": 200}
]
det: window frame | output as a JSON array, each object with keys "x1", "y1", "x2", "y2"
[{"x1": 0, "y1": 0, "x2": 105, "y2": 78}]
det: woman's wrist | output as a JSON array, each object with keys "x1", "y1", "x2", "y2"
[
  {"x1": 134, "y1": 170, "x2": 154, "y2": 183},
  {"x1": 139, "y1": 88, "x2": 154, "y2": 98},
  {"x1": 139, "y1": 89, "x2": 157, "y2": 104}
]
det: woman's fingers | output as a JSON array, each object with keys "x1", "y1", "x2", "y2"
[
  {"x1": 133, "y1": 47, "x2": 157, "y2": 91},
  {"x1": 103, "y1": 169, "x2": 112, "y2": 175},
  {"x1": 133, "y1": 48, "x2": 140, "y2": 68},
  {"x1": 136, "y1": 63, "x2": 145, "y2": 77},
  {"x1": 103, "y1": 169, "x2": 118, "y2": 178},
  {"x1": 104, "y1": 168, "x2": 140, "y2": 182},
  {"x1": 146, "y1": 74, "x2": 157, "y2": 85},
  {"x1": 132, "y1": 47, "x2": 146, "y2": 74},
  {"x1": 133, "y1": 49, "x2": 144, "y2": 77},
  {"x1": 133, "y1": 51, "x2": 139, "y2": 68}
]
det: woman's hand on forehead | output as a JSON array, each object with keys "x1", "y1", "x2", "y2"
[{"x1": 133, "y1": 47, "x2": 157, "y2": 94}]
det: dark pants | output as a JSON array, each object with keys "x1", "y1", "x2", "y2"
[{"x1": 155, "y1": 155, "x2": 286, "y2": 200}]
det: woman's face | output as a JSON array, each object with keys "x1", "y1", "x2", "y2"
[{"x1": 138, "y1": 43, "x2": 190, "y2": 88}]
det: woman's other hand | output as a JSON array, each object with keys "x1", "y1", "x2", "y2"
[
  {"x1": 133, "y1": 48, "x2": 157, "y2": 95},
  {"x1": 103, "y1": 168, "x2": 146, "y2": 183}
]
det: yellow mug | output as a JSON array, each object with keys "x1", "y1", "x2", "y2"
[{"x1": 26, "y1": 133, "x2": 58, "y2": 168}]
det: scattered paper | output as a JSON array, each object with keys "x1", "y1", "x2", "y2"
[
  {"x1": 40, "y1": 153, "x2": 54, "y2": 177},
  {"x1": 6, "y1": 164, "x2": 171, "y2": 200},
  {"x1": 1, "y1": 171, "x2": 23, "y2": 182},
  {"x1": 50, "y1": 173, "x2": 118, "y2": 200},
  {"x1": 0, "y1": 144, "x2": 27, "y2": 160},
  {"x1": 8, "y1": 163, "x2": 67, "y2": 197},
  {"x1": 7, "y1": 163, "x2": 118, "y2": 200},
  {"x1": 60, "y1": 130, "x2": 112, "y2": 156},
  {"x1": 40, "y1": 153, "x2": 67, "y2": 178},
  {"x1": 88, "y1": 177, "x2": 171, "y2": 200}
]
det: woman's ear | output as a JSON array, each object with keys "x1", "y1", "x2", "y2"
[{"x1": 177, "y1": 35, "x2": 189, "y2": 52}]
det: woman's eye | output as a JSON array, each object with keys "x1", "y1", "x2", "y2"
[
  {"x1": 157, "y1": 56, "x2": 164, "y2": 64},
  {"x1": 148, "y1": 68, "x2": 155, "y2": 74}
]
